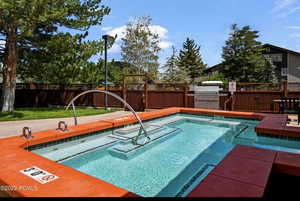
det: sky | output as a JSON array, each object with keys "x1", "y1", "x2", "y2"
[
  {"x1": 1, "y1": 0, "x2": 297, "y2": 70},
  {"x1": 84, "y1": 0, "x2": 300, "y2": 69},
  {"x1": 2, "y1": 0, "x2": 300, "y2": 68}
]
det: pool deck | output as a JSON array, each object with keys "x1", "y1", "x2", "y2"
[
  {"x1": 0, "y1": 111, "x2": 131, "y2": 138},
  {"x1": 0, "y1": 107, "x2": 300, "y2": 197},
  {"x1": 188, "y1": 145, "x2": 276, "y2": 197}
]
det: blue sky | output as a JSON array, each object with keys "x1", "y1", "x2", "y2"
[{"x1": 85, "y1": 0, "x2": 300, "y2": 68}]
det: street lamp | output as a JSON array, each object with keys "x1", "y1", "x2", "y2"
[{"x1": 102, "y1": 35, "x2": 114, "y2": 110}]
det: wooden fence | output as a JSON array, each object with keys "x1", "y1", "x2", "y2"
[
  {"x1": 9, "y1": 89, "x2": 193, "y2": 111},
  {"x1": 1, "y1": 82, "x2": 300, "y2": 113}
]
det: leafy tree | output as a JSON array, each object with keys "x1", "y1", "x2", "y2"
[
  {"x1": 221, "y1": 24, "x2": 275, "y2": 82},
  {"x1": 18, "y1": 33, "x2": 105, "y2": 85},
  {"x1": 205, "y1": 72, "x2": 228, "y2": 82},
  {"x1": 162, "y1": 46, "x2": 178, "y2": 83},
  {"x1": 177, "y1": 38, "x2": 207, "y2": 83},
  {"x1": 121, "y1": 16, "x2": 161, "y2": 81},
  {"x1": 79, "y1": 59, "x2": 123, "y2": 85},
  {"x1": 103, "y1": 60, "x2": 123, "y2": 85},
  {"x1": 0, "y1": 0, "x2": 110, "y2": 112},
  {"x1": 79, "y1": 62, "x2": 103, "y2": 84},
  {"x1": 162, "y1": 46, "x2": 190, "y2": 83}
]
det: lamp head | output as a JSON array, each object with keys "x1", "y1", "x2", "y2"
[{"x1": 102, "y1": 35, "x2": 114, "y2": 41}]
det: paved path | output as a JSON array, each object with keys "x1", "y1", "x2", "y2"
[{"x1": 0, "y1": 111, "x2": 131, "y2": 138}]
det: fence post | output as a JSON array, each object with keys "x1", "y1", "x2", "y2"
[
  {"x1": 231, "y1": 93, "x2": 235, "y2": 111},
  {"x1": 184, "y1": 83, "x2": 188, "y2": 108},
  {"x1": 122, "y1": 75, "x2": 126, "y2": 110},
  {"x1": 144, "y1": 75, "x2": 148, "y2": 110},
  {"x1": 34, "y1": 90, "x2": 39, "y2": 107},
  {"x1": 283, "y1": 81, "x2": 288, "y2": 97}
]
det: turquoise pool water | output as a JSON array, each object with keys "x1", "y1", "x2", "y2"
[{"x1": 31, "y1": 113, "x2": 300, "y2": 197}]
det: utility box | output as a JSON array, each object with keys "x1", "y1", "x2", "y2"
[{"x1": 193, "y1": 81, "x2": 224, "y2": 110}]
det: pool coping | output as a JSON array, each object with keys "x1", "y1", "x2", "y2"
[{"x1": 0, "y1": 107, "x2": 299, "y2": 197}]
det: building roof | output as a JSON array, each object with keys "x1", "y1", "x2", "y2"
[
  {"x1": 204, "y1": 63, "x2": 223, "y2": 73},
  {"x1": 263, "y1": 43, "x2": 300, "y2": 56}
]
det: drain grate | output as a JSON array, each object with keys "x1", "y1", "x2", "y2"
[{"x1": 175, "y1": 164, "x2": 215, "y2": 197}]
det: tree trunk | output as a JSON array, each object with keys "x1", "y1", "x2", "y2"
[{"x1": 1, "y1": 34, "x2": 18, "y2": 112}]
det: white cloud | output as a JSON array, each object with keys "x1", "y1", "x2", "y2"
[
  {"x1": 289, "y1": 33, "x2": 300, "y2": 37},
  {"x1": 149, "y1": 25, "x2": 168, "y2": 39},
  {"x1": 272, "y1": 0, "x2": 300, "y2": 18},
  {"x1": 289, "y1": 6, "x2": 300, "y2": 14},
  {"x1": 272, "y1": 0, "x2": 296, "y2": 13},
  {"x1": 104, "y1": 24, "x2": 173, "y2": 53},
  {"x1": 101, "y1": 27, "x2": 113, "y2": 31},
  {"x1": 287, "y1": 26, "x2": 300, "y2": 29},
  {"x1": 107, "y1": 26, "x2": 126, "y2": 41},
  {"x1": 159, "y1": 41, "x2": 173, "y2": 49},
  {"x1": 108, "y1": 43, "x2": 121, "y2": 54},
  {"x1": 276, "y1": 6, "x2": 300, "y2": 18}
]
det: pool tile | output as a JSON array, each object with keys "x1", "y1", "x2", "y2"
[
  {"x1": 228, "y1": 145, "x2": 277, "y2": 163},
  {"x1": 188, "y1": 175, "x2": 264, "y2": 197},
  {"x1": 210, "y1": 155, "x2": 273, "y2": 187}
]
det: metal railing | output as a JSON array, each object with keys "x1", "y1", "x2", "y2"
[
  {"x1": 22, "y1": 127, "x2": 33, "y2": 139},
  {"x1": 57, "y1": 121, "x2": 68, "y2": 132},
  {"x1": 65, "y1": 90, "x2": 151, "y2": 146}
]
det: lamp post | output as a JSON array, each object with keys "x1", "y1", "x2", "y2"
[{"x1": 102, "y1": 35, "x2": 114, "y2": 110}]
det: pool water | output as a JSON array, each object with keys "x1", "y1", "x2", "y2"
[{"x1": 31, "y1": 113, "x2": 300, "y2": 197}]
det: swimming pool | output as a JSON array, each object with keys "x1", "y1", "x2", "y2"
[{"x1": 29, "y1": 113, "x2": 300, "y2": 197}]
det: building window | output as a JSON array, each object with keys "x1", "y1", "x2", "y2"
[
  {"x1": 264, "y1": 54, "x2": 282, "y2": 62},
  {"x1": 281, "y1": 67, "x2": 288, "y2": 76},
  {"x1": 264, "y1": 55, "x2": 272, "y2": 63},
  {"x1": 271, "y1": 54, "x2": 283, "y2": 62}
]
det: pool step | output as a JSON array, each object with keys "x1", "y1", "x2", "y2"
[
  {"x1": 114, "y1": 124, "x2": 161, "y2": 135},
  {"x1": 108, "y1": 135, "x2": 129, "y2": 141},
  {"x1": 110, "y1": 124, "x2": 167, "y2": 141},
  {"x1": 109, "y1": 127, "x2": 182, "y2": 160},
  {"x1": 108, "y1": 115, "x2": 216, "y2": 142},
  {"x1": 32, "y1": 136, "x2": 118, "y2": 162},
  {"x1": 108, "y1": 115, "x2": 185, "y2": 141}
]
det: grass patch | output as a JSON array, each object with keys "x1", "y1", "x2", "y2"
[{"x1": 0, "y1": 107, "x2": 119, "y2": 122}]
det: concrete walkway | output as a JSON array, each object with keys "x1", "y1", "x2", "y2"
[{"x1": 0, "y1": 111, "x2": 131, "y2": 138}]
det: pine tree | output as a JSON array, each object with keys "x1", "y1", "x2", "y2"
[
  {"x1": 18, "y1": 32, "x2": 105, "y2": 85},
  {"x1": 221, "y1": 24, "x2": 275, "y2": 82},
  {"x1": 162, "y1": 46, "x2": 190, "y2": 83},
  {"x1": 78, "y1": 59, "x2": 122, "y2": 85},
  {"x1": 0, "y1": 0, "x2": 110, "y2": 112},
  {"x1": 121, "y1": 16, "x2": 161, "y2": 81},
  {"x1": 177, "y1": 38, "x2": 207, "y2": 83}
]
